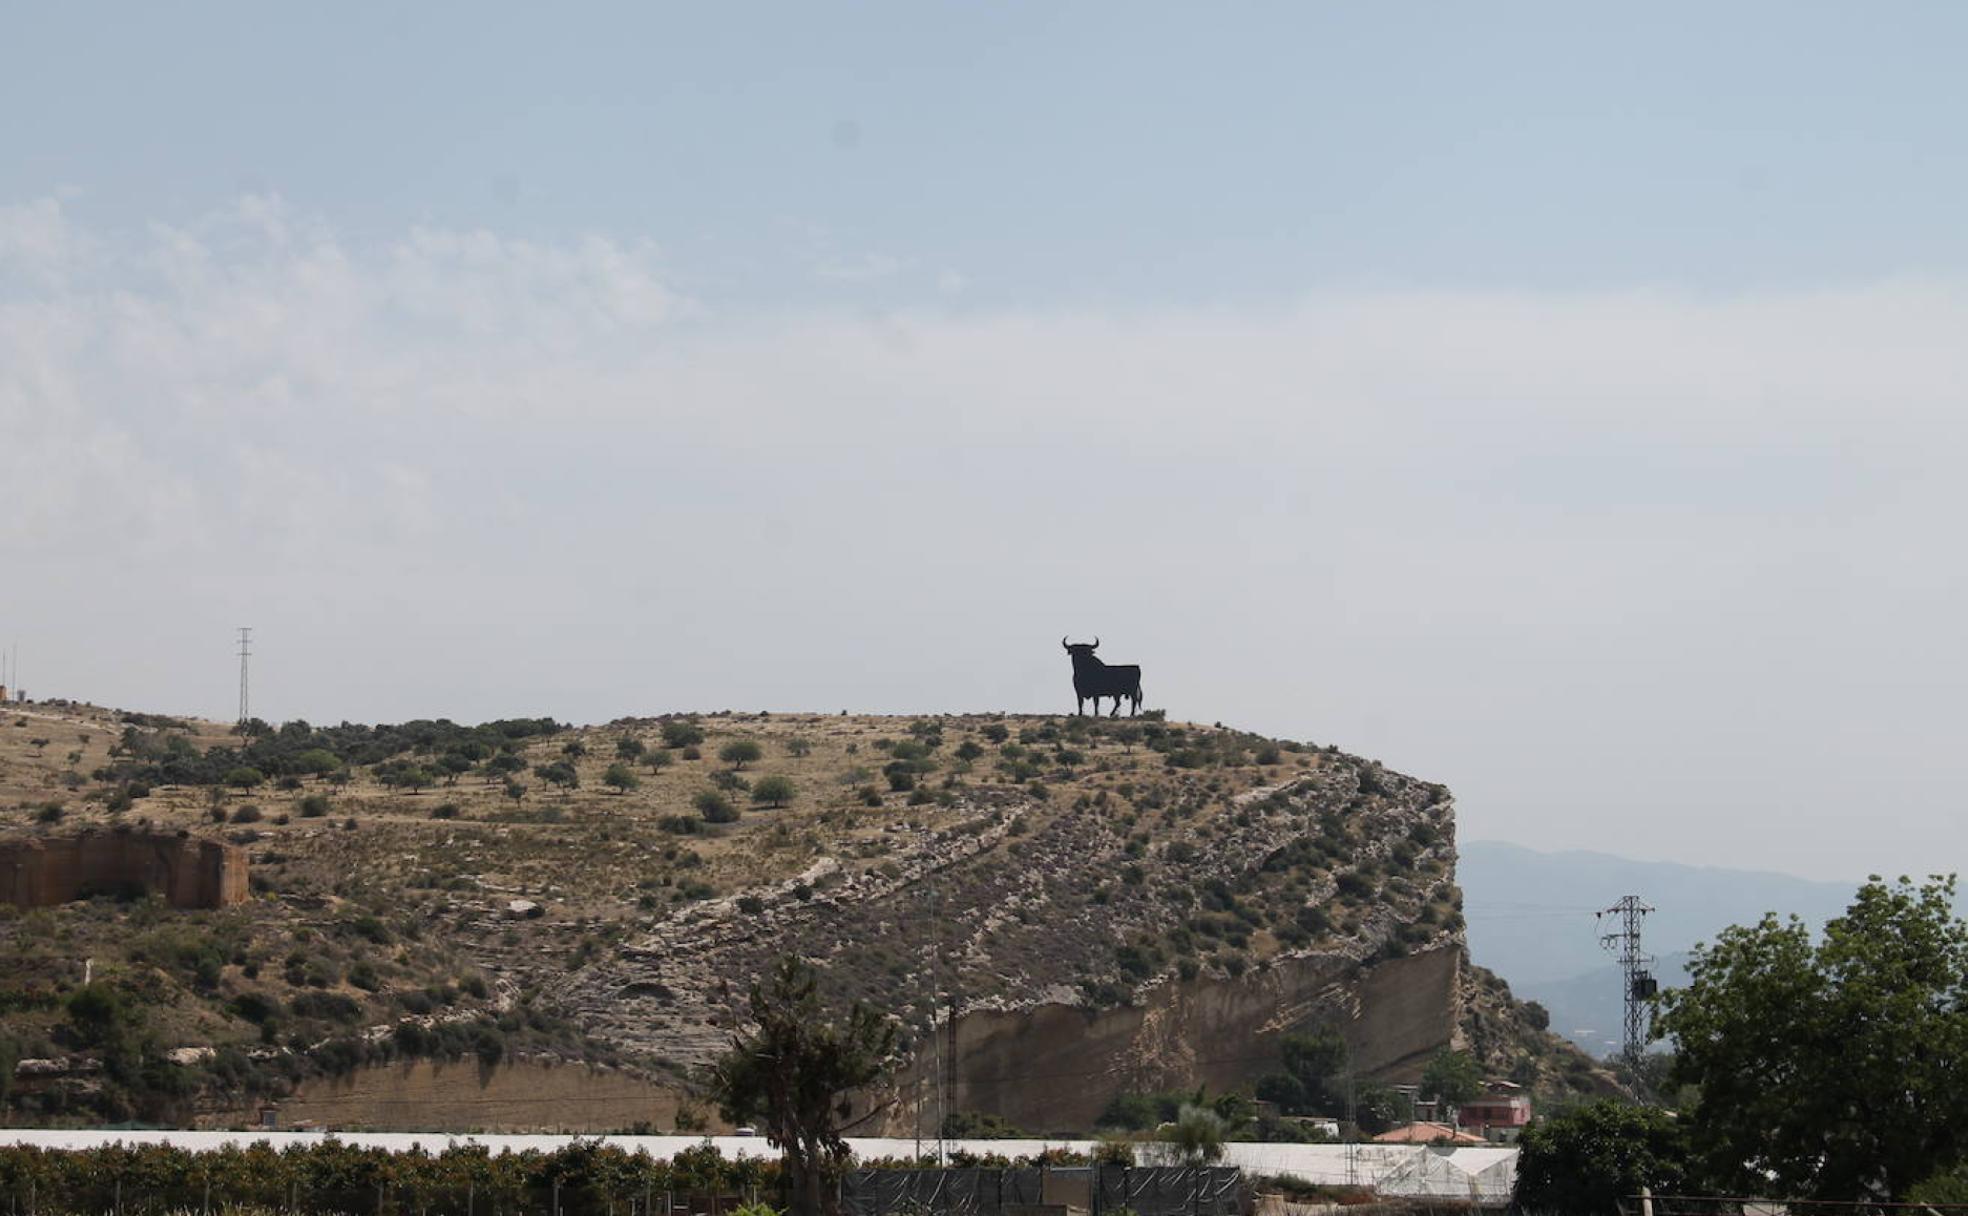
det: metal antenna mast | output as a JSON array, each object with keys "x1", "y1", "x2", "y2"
[
  {"x1": 1597, "y1": 895, "x2": 1657, "y2": 1071},
  {"x1": 236, "y1": 627, "x2": 252, "y2": 726}
]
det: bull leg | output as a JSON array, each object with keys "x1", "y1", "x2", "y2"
[
  {"x1": 1076, "y1": 694, "x2": 1085, "y2": 716},
  {"x1": 1108, "y1": 697, "x2": 1121, "y2": 718}
]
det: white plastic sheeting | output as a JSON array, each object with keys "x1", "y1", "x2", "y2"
[{"x1": 0, "y1": 1131, "x2": 1516, "y2": 1203}]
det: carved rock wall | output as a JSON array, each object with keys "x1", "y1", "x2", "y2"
[
  {"x1": 0, "y1": 831, "x2": 247, "y2": 909},
  {"x1": 881, "y1": 943, "x2": 1462, "y2": 1134}
]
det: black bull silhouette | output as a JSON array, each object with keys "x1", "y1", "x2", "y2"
[{"x1": 1061, "y1": 637, "x2": 1144, "y2": 717}]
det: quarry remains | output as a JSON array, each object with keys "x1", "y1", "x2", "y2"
[{"x1": 0, "y1": 829, "x2": 246, "y2": 910}]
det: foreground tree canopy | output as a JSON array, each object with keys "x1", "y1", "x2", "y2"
[
  {"x1": 709, "y1": 956, "x2": 895, "y2": 1216},
  {"x1": 1655, "y1": 874, "x2": 1968, "y2": 1202},
  {"x1": 1513, "y1": 1099, "x2": 1690, "y2": 1214}
]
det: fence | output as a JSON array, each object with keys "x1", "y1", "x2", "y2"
[{"x1": 842, "y1": 1166, "x2": 1247, "y2": 1216}]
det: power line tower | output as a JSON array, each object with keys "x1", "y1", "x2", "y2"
[
  {"x1": 236, "y1": 627, "x2": 252, "y2": 726},
  {"x1": 1597, "y1": 895, "x2": 1657, "y2": 1072}
]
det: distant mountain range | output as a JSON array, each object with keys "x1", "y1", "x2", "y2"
[{"x1": 1457, "y1": 840, "x2": 1860, "y2": 1053}]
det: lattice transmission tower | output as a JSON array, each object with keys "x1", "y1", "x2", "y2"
[
  {"x1": 1597, "y1": 895, "x2": 1657, "y2": 1071},
  {"x1": 236, "y1": 627, "x2": 252, "y2": 726}
]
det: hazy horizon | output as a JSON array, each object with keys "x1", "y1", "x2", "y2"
[{"x1": 7, "y1": 4, "x2": 1968, "y2": 884}]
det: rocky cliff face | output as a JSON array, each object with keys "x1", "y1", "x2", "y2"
[{"x1": 0, "y1": 829, "x2": 246, "y2": 910}]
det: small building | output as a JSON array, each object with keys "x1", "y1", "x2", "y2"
[{"x1": 1458, "y1": 1082, "x2": 1533, "y2": 1142}]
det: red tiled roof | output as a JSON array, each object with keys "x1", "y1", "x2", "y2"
[{"x1": 1371, "y1": 1121, "x2": 1488, "y2": 1145}]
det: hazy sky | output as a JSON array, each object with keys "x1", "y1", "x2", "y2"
[{"x1": 5, "y1": 3, "x2": 1966, "y2": 882}]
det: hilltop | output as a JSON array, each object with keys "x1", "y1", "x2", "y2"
[{"x1": 0, "y1": 701, "x2": 1603, "y2": 1131}]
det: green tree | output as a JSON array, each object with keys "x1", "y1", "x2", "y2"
[
  {"x1": 720, "y1": 740, "x2": 764, "y2": 770},
  {"x1": 696, "y1": 790, "x2": 739, "y2": 823},
  {"x1": 1655, "y1": 874, "x2": 1968, "y2": 1202},
  {"x1": 1352, "y1": 1082, "x2": 1407, "y2": 1135},
  {"x1": 503, "y1": 780, "x2": 526, "y2": 808},
  {"x1": 661, "y1": 720, "x2": 706, "y2": 748},
  {"x1": 603, "y1": 762, "x2": 642, "y2": 795},
  {"x1": 750, "y1": 775, "x2": 796, "y2": 808},
  {"x1": 645, "y1": 748, "x2": 675, "y2": 773},
  {"x1": 616, "y1": 737, "x2": 645, "y2": 761},
  {"x1": 1911, "y1": 1166, "x2": 1968, "y2": 1206},
  {"x1": 1513, "y1": 1099, "x2": 1691, "y2": 1215},
  {"x1": 223, "y1": 765, "x2": 265, "y2": 789},
  {"x1": 786, "y1": 737, "x2": 813, "y2": 759},
  {"x1": 709, "y1": 956, "x2": 895, "y2": 1216},
  {"x1": 534, "y1": 760, "x2": 579, "y2": 793},
  {"x1": 1279, "y1": 1026, "x2": 1349, "y2": 1113},
  {"x1": 293, "y1": 748, "x2": 342, "y2": 778},
  {"x1": 1419, "y1": 1048, "x2": 1483, "y2": 1117},
  {"x1": 64, "y1": 982, "x2": 140, "y2": 1051}
]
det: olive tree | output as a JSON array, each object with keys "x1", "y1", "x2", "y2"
[{"x1": 709, "y1": 956, "x2": 894, "y2": 1216}]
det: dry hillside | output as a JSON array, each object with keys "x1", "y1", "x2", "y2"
[{"x1": 0, "y1": 700, "x2": 1605, "y2": 1130}]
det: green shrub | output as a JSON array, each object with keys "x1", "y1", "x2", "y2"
[
  {"x1": 750, "y1": 775, "x2": 796, "y2": 808},
  {"x1": 661, "y1": 720, "x2": 706, "y2": 748},
  {"x1": 291, "y1": 990, "x2": 363, "y2": 1024},
  {"x1": 695, "y1": 791, "x2": 739, "y2": 824}
]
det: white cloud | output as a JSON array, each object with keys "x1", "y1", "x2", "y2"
[{"x1": 4, "y1": 195, "x2": 1966, "y2": 880}]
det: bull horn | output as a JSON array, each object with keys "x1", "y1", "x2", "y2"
[
  {"x1": 1061, "y1": 636, "x2": 1070, "y2": 650},
  {"x1": 1091, "y1": 636, "x2": 1100, "y2": 649}
]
